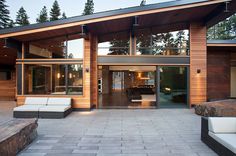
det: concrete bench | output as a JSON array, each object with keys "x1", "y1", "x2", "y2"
[
  {"x1": 201, "y1": 117, "x2": 236, "y2": 156},
  {"x1": 0, "y1": 118, "x2": 38, "y2": 155}
]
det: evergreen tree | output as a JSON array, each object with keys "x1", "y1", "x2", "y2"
[
  {"x1": 207, "y1": 13, "x2": 236, "y2": 40},
  {"x1": 83, "y1": 0, "x2": 94, "y2": 15},
  {"x1": 109, "y1": 39, "x2": 129, "y2": 55},
  {"x1": 15, "y1": 7, "x2": 30, "y2": 26},
  {"x1": 50, "y1": 0, "x2": 61, "y2": 21},
  {"x1": 36, "y1": 6, "x2": 48, "y2": 23},
  {"x1": 61, "y1": 12, "x2": 67, "y2": 19},
  {"x1": 0, "y1": 0, "x2": 11, "y2": 29}
]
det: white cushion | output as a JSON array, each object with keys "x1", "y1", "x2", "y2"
[
  {"x1": 39, "y1": 106, "x2": 71, "y2": 112},
  {"x1": 208, "y1": 117, "x2": 236, "y2": 133},
  {"x1": 47, "y1": 98, "x2": 71, "y2": 106},
  {"x1": 25, "y1": 97, "x2": 48, "y2": 105},
  {"x1": 14, "y1": 105, "x2": 44, "y2": 112},
  {"x1": 209, "y1": 132, "x2": 236, "y2": 154}
]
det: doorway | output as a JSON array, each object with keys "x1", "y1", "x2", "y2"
[{"x1": 98, "y1": 66, "x2": 156, "y2": 108}]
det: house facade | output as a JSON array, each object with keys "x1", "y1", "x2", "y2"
[{"x1": 0, "y1": 0, "x2": 235, "y2": 109}]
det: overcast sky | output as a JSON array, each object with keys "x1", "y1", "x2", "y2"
[{"x1": 6, "y1": 0, "x2": 171, "y2": 24}]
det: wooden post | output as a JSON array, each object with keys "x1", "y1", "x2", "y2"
[{"x1": 189, "y1": 22, "x2": 207, "y2": 106}]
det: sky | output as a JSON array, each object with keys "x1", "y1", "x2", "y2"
[{"x1": 6, "y1": 0, "x2": 171, "y2": 23}]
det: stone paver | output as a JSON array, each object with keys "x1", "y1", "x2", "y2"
[{"x1": 0, "y1": 102, "x2": 216, "y2": 156}]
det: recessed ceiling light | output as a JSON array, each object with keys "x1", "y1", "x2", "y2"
[{"x1": 4, "y1": 54, "x2": 7, "y2": 57}]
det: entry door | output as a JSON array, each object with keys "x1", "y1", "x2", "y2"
[{"x1": 231, "y1": 67, "x2": 236, "y2": 97}]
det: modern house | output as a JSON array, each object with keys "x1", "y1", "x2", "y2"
[{"x1": 0, "y1": 0, "x2": 235, "y2": 110}]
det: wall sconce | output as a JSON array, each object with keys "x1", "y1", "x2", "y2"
[
  {"x1": 197, "y1": 69, "x2": 201, "y2": 74},
  {"x1": 86, "y1": 68, "x2": 90, "y2": 73}
]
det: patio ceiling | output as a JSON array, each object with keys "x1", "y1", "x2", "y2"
[{"x1": 0, "y1": 0, "x2": 235, "y2": 43}]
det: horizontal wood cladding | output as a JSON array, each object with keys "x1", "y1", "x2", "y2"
[
  {"x1": 190, "y1": 22, "x2": 207, "y2": 105},
  {"x1": 0, "y1": 80, "x2": 16, "y2": 101},
  {"x1": 207, "y1": 50, "x2": 231, "y2": 100},
  {"x1": 16, "y1": 96, "x2": 91, "y2": 108}
]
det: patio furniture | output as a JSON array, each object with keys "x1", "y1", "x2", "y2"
[
  {"x1": 39, "y1": 98, "x2": 72, "y2": 119},
  {"x1": 0, "y1": 118, "x2": 37, "y2": 155},
  {"x1": 201, "y1": 117, "x2": 236, "y2": 156},
  {"x1": 13, "y1": 97, "x2": 48, "y2": 118}
]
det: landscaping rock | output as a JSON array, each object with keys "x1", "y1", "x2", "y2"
[
  {"x1": 0, "y1": 118, "x2": 38, "y2": 156},
  {"x1": 195, "y1": 99, "x2": 236, "y2": 117}
]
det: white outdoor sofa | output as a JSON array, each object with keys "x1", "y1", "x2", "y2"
[
  {"x1": 13, "y1": 97, "x2": 72, "y2": 119},
  {"x1": 13, "y1": 97, "x2": 48, "y2": 118},
  {"x1": 201, "y1": 117, "x2": 236, "y2": 156},
  {"x1": 39, "y1": 98, "x2": 72, "y2": 119}
]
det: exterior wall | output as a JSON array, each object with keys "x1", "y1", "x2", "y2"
[
  {"x1": 207, "y1": 50, "x2": 230, "y2": 100},
  {"x1": 0, "y1": 72, "x2": 16, "y2": 101},
  {"x1": 189, "y1": 22, "x2": 207, "y2": 105}
]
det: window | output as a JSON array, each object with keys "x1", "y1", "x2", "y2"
[
  {"x1": 24, "y1": 64, "x2": 83, "y2": 95},
  {"x1": 136, "y1": 30, "x2": 189, "y2": 56},
  {"x1": 98, "y1": 36, "x2": 130, "y2": 55},
  {"x1": 26, "y1": 37, "x2": 83, "y2": 59}
]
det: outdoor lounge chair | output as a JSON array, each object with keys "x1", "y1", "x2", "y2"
[
  {"x1": 39, "y1": 98, "x2": 72, "y2": 119},
  {"x1": 201, "y1": 117, "x2": 236, "y2": 156},
  {"x1": 13, "y1": 97, "x2": 48, "y2": 118}
]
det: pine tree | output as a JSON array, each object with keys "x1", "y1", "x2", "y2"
[
  {"x1": 0, "y1": 0, "x2": 11, "y2": 29},
  {"x1": 83, "y1": 0, "x2": 94, "y2": 15},
  {"x1": 36, "y1": 6, "x2": 48, "y2": 23},
  {"x1": 15, "y1": 7, "x2": 30, "y2": 26},
  {"x1": 109, "y1": 39, "x2": 129, "y2": 55},
  {"x1": 50, "y1": 0, "x2": 61, "y2": 21},
  {"x1": 61, "y1": 12, "x2": 67, "y2": 19},
  {"x1": 207, "y1": 13, "x2": 236, "y2": 40}
]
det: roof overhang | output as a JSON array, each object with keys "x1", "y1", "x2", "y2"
[{"x1": 0, "y1": 0, "x2": 235, "y2": 43}]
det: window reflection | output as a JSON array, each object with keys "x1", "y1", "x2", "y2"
[
  {"x1": 98, "y1": 38, "x2": 130, "y2": 55},
  {"x1": 26, "y1": 37, "x2": 83, "y2": 59},
  {"x1": 24, "y1": 64, "x2": 83, "y2": 95},
  {"x1": 136, "y1": 30, "x2": 189, "y2": 56}
]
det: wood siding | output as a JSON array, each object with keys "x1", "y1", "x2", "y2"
[
  {"x1": 207, "y1": 50, "x2": 230, "y2": 100},
  {"x1": 0, "y1": 80, "x2": 15, "y2": 101},
  {"x1": 190, "y1": 22, "x2": 207, "y2": 105}
]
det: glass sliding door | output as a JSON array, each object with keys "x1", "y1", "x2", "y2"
[{"x1": 158, "y1": 66, "x2": 188, "y2": 108}]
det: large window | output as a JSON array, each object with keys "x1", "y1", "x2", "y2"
[
  {"x1": 98, "y1": 36, "x2": 130, "y2": 55},
  {"x1": 24, "y1": 64, "x2": 83, "y2": 95},
  {"x1": 136, "y1": 30, "x2": 189, "y2": 56},
  {"x1": 26, "y1": 37, "x2": 83, "y2": 59}
]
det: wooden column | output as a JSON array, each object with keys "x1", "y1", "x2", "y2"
[
  {"x1": 90, "y1": 35, "x2": 98, "y2": 108},
  {"x1": 189, "y1": 22, "x2": 207, "y2": 106}
]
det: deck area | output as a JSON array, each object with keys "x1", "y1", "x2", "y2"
[{"x1": 0, "y1": 101, "x2": 216, "y2": 156}]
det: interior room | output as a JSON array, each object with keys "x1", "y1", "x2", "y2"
[{"x1": 98, "y1": 66, "x2": 156, "y2": 108}]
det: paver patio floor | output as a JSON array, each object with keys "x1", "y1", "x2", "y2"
[{"x1": 0, "y1": 101, "x2": 216, "y2": 156}]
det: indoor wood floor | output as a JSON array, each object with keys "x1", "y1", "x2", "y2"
[{"x1": 99, "y1": 90, "x2": 156, "y2": 109}]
